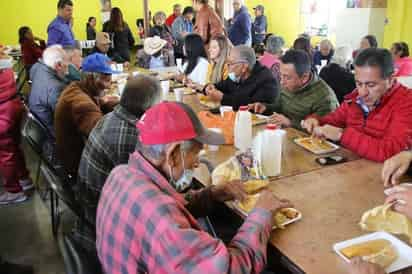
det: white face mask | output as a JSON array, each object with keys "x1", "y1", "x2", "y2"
[
  {"x1": 168, "y1": 148, "x2": 194, "y2": 193},
  {"x1": 0, "y1": 58, "x2": 13, "y2": 70}
]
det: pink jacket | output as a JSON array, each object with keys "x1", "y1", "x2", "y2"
[{"x1": 394, "y1": 57, "x2": 412, "y2": 77}]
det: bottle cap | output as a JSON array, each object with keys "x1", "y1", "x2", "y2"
[
  {"x1": 266, "y1": 124, "x2": 277, "y2": 130},
  {"x1": 239, "y1": 106, "x2": 249, "y2": 111}
]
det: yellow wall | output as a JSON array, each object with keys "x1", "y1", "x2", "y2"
[
  {"x1": 246, "y1": 0, "x2": 303, "y2": 47},
  {"x1": 383, "y1": 0, "x2": 412, "y2": 48}
]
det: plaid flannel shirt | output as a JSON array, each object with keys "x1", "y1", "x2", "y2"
[
  {"x1": 76, "y1": 105, "x2": 141, "y2": 226},
  {"x1": 96, "y1": 151, "x2": 273, "y2": 274}
]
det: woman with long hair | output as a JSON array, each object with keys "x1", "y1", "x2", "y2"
[
  {"x1": 86, "y1": 16, "x2": 97, "y2": 40},
  {"x1": 391, "y1": 42, "x2": 412, "y2": 77},
  {"x1": 180, "y1": 33, "x2": 209, "y2": 86},
  {"x1": 102, "y1": 7, "x2": 135, "y2": 64},
  {"x1": 207, "y1": 35, "x2": 230, "y2": 84},
  {"x1": 18, "y1": 26, "x2": 46, "y2": 71}
]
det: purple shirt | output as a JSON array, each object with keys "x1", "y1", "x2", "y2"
[{"x1": 47, "y1": 16, "x2": 75, "y2": 46}]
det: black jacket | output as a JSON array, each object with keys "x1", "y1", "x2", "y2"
[
  {"x1": 319, "y1": 63, "x2": 356, "y2": 103},
  {"x1": 102, "y1": 22, "x2": 135, "y2": 63},
  {"x1": 215, "y1": 62, "x2": 279, "y2": 110}
]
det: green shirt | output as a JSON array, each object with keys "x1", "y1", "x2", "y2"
[{"x1": 265, "y1": 74, "x2": 339, "y2": 129}]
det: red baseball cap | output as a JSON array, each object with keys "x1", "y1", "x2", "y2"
[{"x1": 137, "y1": 102, "x2": 225, "y2": 145}]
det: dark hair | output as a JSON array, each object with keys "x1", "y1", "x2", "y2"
[
  {"x1": 87, "y1": 16, "x2": 96, "y2": 28},
  {"x1": 107, "y1": 7, "x2": 126, "y2": 32},
  {"x1": 354, "y1": 48, "x2": 394, "y2": 78},
  {"x1": 120, "y1": 76, "x2": 160, "y2": 116},
  {"x1": 57, "y1": 0, "x2": 73, "y2": 9},
  {"x1": 183, "y1": 6, "x2": 195, "y2": 15},
  {"x1": 392, "y1": 42, "x2": 410, "y2": 58},
  {"x1": 363, "y1": 35, "x2": 378, "y2": 48},
  {"x1": 195, "y1": 0, "x2": 209, "y2": 4},
  {"x1": 18, "y1": 26, "x2": 31, "y2": 44},
  {"x1": 253, "y1": 44, "x2": 265, "y2": 56},
  {"x1": 280, "y1": 49, "x2": 312, "y2": 77},
  {"x1": 184, "y1": 34, "x2": 208, "y2": 75},
  {"x1": 293, "y1": 37, "x2": 313, "y2": 58}
]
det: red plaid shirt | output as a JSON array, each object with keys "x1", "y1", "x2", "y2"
[{"x1": 96, "y1": 151, "x2": 273, "y2": 274}]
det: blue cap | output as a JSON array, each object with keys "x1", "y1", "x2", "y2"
[{"x1": 81, "y1": 53, "x2": 117, "y2": 74}]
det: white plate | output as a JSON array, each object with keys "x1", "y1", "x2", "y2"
[
  {"x1": 333, "y1": 231, "x2": 412, "y2": 273},
  {"x1": 294, "y1": 137, "x2": 340, "y2": 155}
]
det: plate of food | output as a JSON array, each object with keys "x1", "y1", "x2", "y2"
[
  {"x1": 198, "y1": 94, "x2": 220, "y2": 109},
  {"x1": 334, "y1": 232, "x2": 412, "y2": 273},
  {"x1": 294, "y1": 137, "x2": 339, "y2": 154},
  {"x1": 252, "y1": 114, "x2": 269, "y2": 126},
  {"x1": 235, "y1": 193, "x2": 302, "y2": 229}
]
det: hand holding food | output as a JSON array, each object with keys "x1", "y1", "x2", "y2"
[
  {"x1": 248, "y1": 102, "x2": 266, "y2": 114},
  {"x1": 382, "y1": 151, "x2": 412, "y2": 187},
  {"x1": 313, "y1": 125, "x2": 344, "y2": 142},
  {"x1": 255, "y1": 189, "x2": 293, "y2": 216},
  {"x1": 268, "y1": 113, "x2": 291, "y2": 128},
  {"x1": 386, "y1": 188, "x2": 412, "y2": 220},
  {"x1": 211, "y1": 180, "x2": 247, "y2": 203},
  {"x1": 301, "y1": 118, "x2": 319, "y2": 134}
]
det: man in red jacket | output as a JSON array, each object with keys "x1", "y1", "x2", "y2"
[
  {"x1": 302, "y1": 48, "x2": 412, "y2": 162},
  {"x1": 0, "y1": 59, "x2": 33, "y2": 205}
]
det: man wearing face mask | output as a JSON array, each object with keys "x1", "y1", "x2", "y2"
[
  {"x1": 96, "y1": 101, "x2": 293, "y2": 274},
  {"x1": 250, "y1": 49, "x2": 338, "y2": 130},
  {"x1": 54, "y1": 53, "x2": 120, "y2": 179},
  {"x1": 29, "y1": 45, "x2": 70, "y2": 137},
  {"x1": 302, "y1": 48, "x2": 412, "y2": 162},
  {"x1": 205, "y1": 45, "x2": 279, "y2": 110}
]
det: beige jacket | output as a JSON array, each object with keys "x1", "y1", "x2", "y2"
[{"x1": 194, "y1": 5, "x2": 224, "y2": 44}]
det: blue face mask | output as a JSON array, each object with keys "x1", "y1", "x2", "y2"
[{"x1": 228, "y1": 72, "x2": 240, "y2": 83}]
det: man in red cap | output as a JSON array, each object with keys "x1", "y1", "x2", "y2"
[{"x1": 96, "y1": 101, "x2": 292, "y2": 274}]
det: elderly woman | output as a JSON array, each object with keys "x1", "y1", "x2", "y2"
[
  {"x1": 259, "y1": 35, "x2": 284, "y2": 82},
  {"x1": 313, "y1": 39, "x2": 334, "y2": 67},
  {"x1": 150, "y1": 11, "x2": 174, "y2": 50},
  {"x1": 319, "y1": 46, "x2": 356, "y2": 103}
]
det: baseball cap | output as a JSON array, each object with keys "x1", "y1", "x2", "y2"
[
  {"x1": 137, "y1": 102, "x2": 225, "y2": 145},
  {"x1": 96, "y1": 32, "x2": 111, "y2": 45},
  {"x1": 82, "y1": 53, "x2": 117, "y2": 74},
  {"x1": 253, "y1": 5, "x2": 264, "y2": 12},
  {"x1": 144, "y1": 36, "x2": 167, "y2": 56}
]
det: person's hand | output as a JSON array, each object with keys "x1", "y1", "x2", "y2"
[
  {"x1": 101, "y1": 94, "x2": 120, "y2": 106},
  {"x1": 211, "y1": 181, "x2": 248, "y2": 202},
  {"x1": 382, "y1": 151, "x2": 412, "y2": 187},
  {"x1": 313, "y1": 125, "x2": 343, "y2": 141},
  {"x1": 255, "y1": 189, "x2": 293, "y2": 220},
  {"x1": 348, "y1": 257, "x2": 386, "y2": 274},
  {"x1": 205, "y1": 87, "x2": 223, "y2": 102},
  {"x1": 123, "y1": 61, "x2": 130, "y2": 70},
  {"x1": 268, "y1": 113, "x2": 291, "y2": 128},
  {"x1": 173, "y1": 73, "x2": 185, "y2": 82},
  {"x1": 301, "y1": 118, "x2": 319, "y2": 134},
  {"x1": 181, "y1": 31, "x2": 189, "y2": 37},
  {"x1": 385, "y1": 188, "x2": 412, "y2": 220},
  {"x1": 248, "y1": 102, "x2": 266, "y2": 114}
]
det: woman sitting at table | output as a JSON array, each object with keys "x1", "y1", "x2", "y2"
[
  {"x1": 207, "y1": 35, "x2": 230, "y2": 84},
  {"x1": 150, "y1": 11, "x2": 175, "y2": 51},
  {"x1": 18, "y1": 26, "x2": 46, "y2": 72},
  {"x1": 391, "y1": 42, "x2": 412, "y2": 77},
  {"x1": 174, "y1": 33, "x2": 209, "y2": 86},
  {"x1": 136, "y1": 36, "x2": 174, "y2": 69}
]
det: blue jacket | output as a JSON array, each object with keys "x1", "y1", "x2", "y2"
[
  {"x1": 252, "y1": 15, "x2": 267, "y2": 45},
  {"x1": 229, "y1": 6, "x2": 252, "y2": 46},
  {"x1": 29, "y1": 61, "x2": 68, "y2": 136},
  {"x1": 47, "y1": 16, "x2": 76, "y2": 46}
]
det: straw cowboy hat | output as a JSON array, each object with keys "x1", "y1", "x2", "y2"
[{"x1": 143, "y1": 36, "x2": 167, "y2": 56}]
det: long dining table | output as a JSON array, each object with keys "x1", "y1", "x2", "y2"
[{"x1": 121, "y1": 68, "x2": 412, "y2": 274}]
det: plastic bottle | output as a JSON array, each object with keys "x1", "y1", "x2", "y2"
[
  {"x1": 256, "y1": 124, "x2": 286, "y2": 177},
  {"x1": 234, "y1": 106, "x2": 252, "y2": 152}
]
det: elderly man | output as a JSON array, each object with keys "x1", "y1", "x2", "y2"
[
  {"x1": 302, "y1": 48, "x2": 412, "y2": 162},
  {"x1": 252, "y1": 5, "x2": 267, "y2": 46},
  {"x1": 74, "y1": 76, "x2": 161, "y2": 248},
  {"x1": 250, "y1": 49, "x2": 338, "y2": 129},
  {"x1": 29, "y1": 45, "x2": 70, "y2": 136},
  {"x1": 260, "y1": 35, "x2": 285, "y2": 83},
  {"x1": 205, "y1": 45, "x2": 278, "y2": 109},
  {"x1": 96, "y1": 101, "x2": 292, "y2": 273},
  {"x1": 193, "y1": 0, "x2": 224, "y2": 45},
  {"x1": 91, "y1": 32, "x2": 111, "y2": 56},
  {"x1": 165, "y1": 4, "x2": 182, "y2": 27},
  {"x1": 47, "y1": 0, "x2": 75, "y2": 46},
  {"x1": 64, "y1": 45, "x2": 82, "y2": 81},
  {"x1": 313, "y1": 39, "x2": 334, "y2": 67},
  {"x1": 54, "y1": 53, "x2": 119, "y2": 178},
  {"x1": 228, "y1": 0, "x2": 252, "y2": 46}
]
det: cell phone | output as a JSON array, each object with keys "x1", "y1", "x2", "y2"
[{"x1": 315, "y1": 155, "x2": 347, "y2": 166}]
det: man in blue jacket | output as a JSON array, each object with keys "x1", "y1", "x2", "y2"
[
  {"x1": 228, "y1": 0, "x2": 252, "y2": 46},
  {"x1": 252, "y1": 5, "x2": 267, "y2": 46}
]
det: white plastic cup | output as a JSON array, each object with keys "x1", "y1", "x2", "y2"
[
  {"x1": 132, "y1": 71, "x2": 139, "y2": 77},
  {"x1": 111, "y1": 64, "x2": 117, "y2": 72},
  {"x1": 161, "y1": 81, "x2": 170, "y2": 100},
  {"x1": 220, "y1": 106, "x2": 233, "y2": 118},
  {"x1": 208, "y1": 128, "x2": 222, "y2": 151},
  {"x1": 176, "y1": 58, "x2": 183, "y2": 72},
  {"x1": 117, "y1": 63, "x2": 124, "y2": 72},
  {"x1": 174, "y1": 88, "x2": 184, "y2": 102}
]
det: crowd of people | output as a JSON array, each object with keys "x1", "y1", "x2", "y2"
[{"x1": 1, "y1": 0, "x2": 412, "y2": 273}]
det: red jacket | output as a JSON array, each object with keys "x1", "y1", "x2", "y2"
[
  {"x1": 318, "y1": 82, "x2": 412, "y2": 162},
  {"x1": 21, "y1": 39, "x2": 46, "y2": 67},
  {"x1": 0, "y1": 68, "x2": 24, "y2": 147}
]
